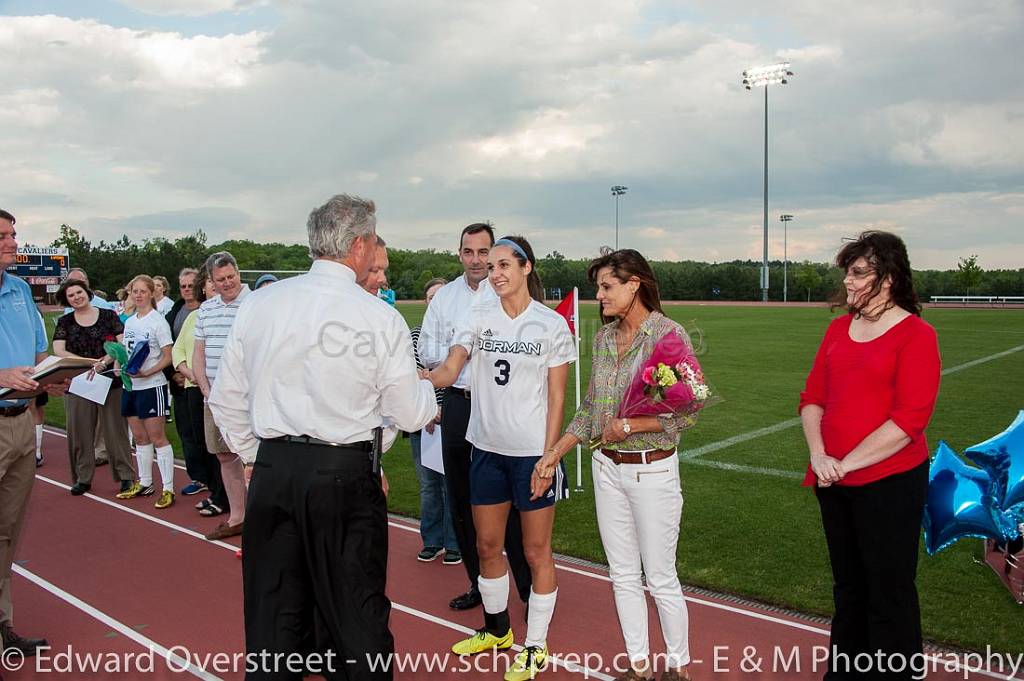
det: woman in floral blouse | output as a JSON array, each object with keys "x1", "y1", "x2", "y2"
[{"x1": 537, "y1": 249, "x2": 695, "y2": 681}]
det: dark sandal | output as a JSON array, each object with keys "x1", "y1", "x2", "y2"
[{"x1": 199, "y1": 503, "x2": 224, "y2": 517}]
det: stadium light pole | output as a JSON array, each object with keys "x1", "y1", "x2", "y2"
[
  {"x1": 780, "y1": 214, "x2": 794, "y2": 302},
  {"x1": 611, "y1": 185, "x2": 628, "y2": 249},
  {"x1": 743, "y1": 62, "x2": 793, "y2": 302}
]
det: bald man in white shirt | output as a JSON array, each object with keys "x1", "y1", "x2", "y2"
[{"x1": 209, "y1": 194, "x2": 436, "y2": 681}]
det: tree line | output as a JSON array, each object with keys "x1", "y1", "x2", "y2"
[{"x1": 50, "y1": 225, "x2": 1023, "y2": 302}]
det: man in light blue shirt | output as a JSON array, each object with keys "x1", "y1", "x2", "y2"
[
  {"x1": 0, "y1": 208, "x2": 56, "y2": 657},
  {"x1": 61, "y1": 268, "x2": 114, "y2": 315}
]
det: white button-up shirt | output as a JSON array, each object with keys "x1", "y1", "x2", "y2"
[
  {"x1": 417, "y1": 274, "x2": 497, "y2": 389},
  {"x1": 208, "y1": 259, "x2": 437, "y2": 463}
]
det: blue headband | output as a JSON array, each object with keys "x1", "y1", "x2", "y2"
[{"x1": 493, "y1": 238, "x2": 529, "y2": 263}]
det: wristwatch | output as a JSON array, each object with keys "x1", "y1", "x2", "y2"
[{"x1": 621, "y1": 419, "x2": 631, "y2": 435}]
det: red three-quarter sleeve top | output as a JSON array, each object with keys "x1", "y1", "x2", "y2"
[{"x1": 799, "y1": 313, "x2": 941, "y2": 487}]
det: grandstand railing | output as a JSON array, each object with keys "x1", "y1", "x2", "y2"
[{"x1": 930, "y1": 295, "x2": 1024, "y2": 306}]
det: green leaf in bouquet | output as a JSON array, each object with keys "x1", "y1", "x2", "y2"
[{"x1": 103, "y1": 341, "x2": 132, "y2": 390}]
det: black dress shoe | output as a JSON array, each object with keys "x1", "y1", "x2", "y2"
[
  {"x1": 70, "y1": 482, "x2": 91, "y2": 496},
  {"x1": 448, "y1": 588, "x2": 482, "y2": 610},
  {"x1": 1, "y1": 623, "x2": 47, "y2": 656}
]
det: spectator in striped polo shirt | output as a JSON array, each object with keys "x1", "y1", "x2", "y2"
[{"x1": 192, "y1": 251, "x2": 251, "y2": 542}]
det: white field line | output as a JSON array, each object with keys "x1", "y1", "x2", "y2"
[
  {"x1": 682, "y1": 458, "x2": 803, "y2": 479},
  {"x1": 679, "y1": 343, "x2": 1024, "y2": 462}
]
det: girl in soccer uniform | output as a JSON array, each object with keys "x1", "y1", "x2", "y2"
[
  {"x1": 114, "y1": 274, "x2": 177, "y2": 509},
  {"x1": 427, "y1": 236, "x2": 576, "y2": 681}
]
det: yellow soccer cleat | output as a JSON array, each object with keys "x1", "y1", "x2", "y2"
[
  {"x1": 505, "y1": 645, "x2": 548, "y2": 681},
  {"x1": 116, "y1": 482, "x2": 142, "y2": 499},
  {"x1": 155, "y1": 490, "x2": 175, "y2": 509},
  {"x1": 451, "y1": 628, "x2": 514, "y2": 656}
]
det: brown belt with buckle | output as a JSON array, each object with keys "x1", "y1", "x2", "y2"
[
  {"x1": 600, "y1": 448, "x2": 675, "y2": 465},
  {"x1": 0, "y1": 405, "x2": 29, "y2": 418}
]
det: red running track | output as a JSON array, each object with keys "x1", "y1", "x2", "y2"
[{"x1": 4, "y1": 428, "x2": 1019, "y2": 680}]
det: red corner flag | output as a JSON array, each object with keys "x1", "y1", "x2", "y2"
[{"x1": 554, "y1": 288, "x2": 576, "y2": 336}]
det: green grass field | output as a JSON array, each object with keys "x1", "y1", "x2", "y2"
[{"x1": 41, "y1": 304, "x2": 1024, "y2": 653}]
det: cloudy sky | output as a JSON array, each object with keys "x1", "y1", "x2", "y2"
[{"x1": 2, "y1": 0, "x2": 1021, "y2": 269}]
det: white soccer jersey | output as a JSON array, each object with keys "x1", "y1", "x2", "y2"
[
  {"x1": 456, "y1": 299, "x2": 577, "y2": 457},
  {"x1": 122, "y1": 309, "x2": 173, "y2": 390}
]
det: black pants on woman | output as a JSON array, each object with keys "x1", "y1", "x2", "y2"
[
  {"x1": 816, "y1": 461, "x2": 929, "y2": 680},
  {"x1": 182, "y1": 387, "x2": 226, "y2": 509},
  {"x1": 441, "y1": 390, "x2": 532, "y2": 602}
]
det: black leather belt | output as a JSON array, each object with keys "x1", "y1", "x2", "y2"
[
  {"x1": 269, "y1": 435, "x2": 372, "y2": 452},
  {"x1": 0, "y1": 405, "x2": 29, "y2": 418},
  {"x1": 448, "y1": 388, "x2": 472, "y2": 400}
]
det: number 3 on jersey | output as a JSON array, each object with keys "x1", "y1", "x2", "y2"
[{"x1": 494, "y1": 359, "x2": 511, "y2": 386}]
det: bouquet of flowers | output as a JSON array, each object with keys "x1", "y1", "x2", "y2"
[
  {"x1": 589, "y1": 330, "x2": 718, "y2": 449},
  {"x1": 619, "y1": 330, "x2": 716, "y2": 419}
]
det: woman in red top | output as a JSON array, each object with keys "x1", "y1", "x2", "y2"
[{"x1": 800, "y1": 231, "x2": 940, "y2": 680}]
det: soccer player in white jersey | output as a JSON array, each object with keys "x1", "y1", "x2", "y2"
[
  {"x1": 426, "y1": 235, "x2": 576, "y2": 681},
  {"x1": 114, "y1": 275, "x2": 177, "y2": 509}
]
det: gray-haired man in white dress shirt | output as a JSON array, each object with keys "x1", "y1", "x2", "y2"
[{"x1": 209, "y1": 194, "x2": 437, "y2": 681}]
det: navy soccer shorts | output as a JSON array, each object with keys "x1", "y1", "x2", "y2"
[
  {"x1": 469, "y1": 447, "x2": 568, "y2": 511},
  {"x1": 120, "y1": 384, "x2": 170, "y2": 419}
]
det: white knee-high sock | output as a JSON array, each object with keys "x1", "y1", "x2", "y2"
[
  {"x1": 136, "y1": 444, "x2": 155, "y2": 486},
  {"x1": 478, "y1": 572, "x2": 510, "y2": 614},
  {"x1": 35, "y1": 424, "x2": 43, "y2": 457},
  {"x1": 525, "y1": 588, "x2": 558, "y2": 648},
  {"x1": 155, "y1": 445, "x2": 175, "y2": 492}
]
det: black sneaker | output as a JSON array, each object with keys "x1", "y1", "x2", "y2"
[
  {"x1": 442, "y1": 550, "x2": 463, "y2": 565},
  {"x1": 417, "y1": 546, "x2": 443, "y2": 562},
  {"x1": 70, "y1": 482, "x2": 91, "y2": 496},
  {"x1": 449, "y1": 588, "x2": 482, "y2": 610},
  {"x1": 138, "y1": 483, "x2": 156, "y2": 497},
  {"x1": 0, "y1": 623, "x2": 47, "y2": 656},
  {"x1": 35, "y1": 453, "x2": 43, "y2": 468}
]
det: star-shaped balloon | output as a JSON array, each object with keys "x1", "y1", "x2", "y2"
[
  {"x1": 966, "y1": 410, "x2": 1024, "y2": 511},
  {"x1": 923, "y1": 441, "x2": 1006, "y2": 555}
]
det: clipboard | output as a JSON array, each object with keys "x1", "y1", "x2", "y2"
[{"x1": 0, "y1": 356, "x2": 95, "y2": 400}]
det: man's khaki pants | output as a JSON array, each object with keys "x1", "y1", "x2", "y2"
[{"x1": 0, "y1": 409, "x2": 36, "y2": 626}]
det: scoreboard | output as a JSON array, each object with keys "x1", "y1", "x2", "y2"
[{"x1": 4, "y1": 246, "x2": 70, "y2": 285}]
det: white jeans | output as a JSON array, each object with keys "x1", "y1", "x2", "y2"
[{"x1": 593, "y1": 450, "x2": 690, "y2": 669}]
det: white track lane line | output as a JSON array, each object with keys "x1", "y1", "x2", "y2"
[
  {"x1": 31, "y1": 472, "x2": 611, "y2": 680},
  {"x1": 39, "y1": 430, "x2": 1021, "y2": 679},
  {"x1": 12, "y1": 565, "x2": 222, "y2": 681}
]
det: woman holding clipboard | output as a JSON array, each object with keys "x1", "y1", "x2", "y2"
[{"x1": 53, "y1": 279, "x2": 135, "y2": 496}]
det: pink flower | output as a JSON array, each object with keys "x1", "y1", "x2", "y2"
[{"x1": 642, "y1": 366, "x2": 657, "y2": 386}]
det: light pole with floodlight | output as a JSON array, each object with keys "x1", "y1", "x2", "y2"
[
  {"x1": 611, "y1": 185, "x2": 628, "y2": 249},
  {"x1": 780, "y1": 214, "x2": 794, "y2": 302},
  {"x1": 743, "y1": 62, "x2": 793, "y2": 302}
]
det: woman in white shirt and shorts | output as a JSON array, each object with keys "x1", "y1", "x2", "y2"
[{"x1": 427, "y1": 235, "x2": 576, "y2": 681}]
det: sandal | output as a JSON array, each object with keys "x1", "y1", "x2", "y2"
[
  {"x1": 195, "y1": 498, "x2": 213, "y2": 510},
  {"x1": 198, "y1": 503, "x2": 224, "y2": 517}
]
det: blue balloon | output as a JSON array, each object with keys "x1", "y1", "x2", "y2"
[
  {"x1": 1003, "y1": 502, "x2": 1024, "y2": 540},
  {"x1": 923, "y1": 441, "x2": 1006, "y2": 555},
  {"x1": 966, "y1": 410, "x2": 1024, "y2": 511}
]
